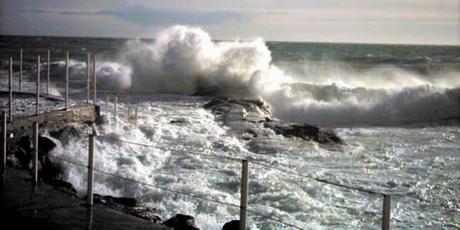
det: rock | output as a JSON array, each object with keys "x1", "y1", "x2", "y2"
[
  {"x1": 94, "y1": 194, "x2": 138, "y2": 207},
  {"x1": 203, "y1": 98, "x2": 344, "y2": 145},
  {"x1": 163, "y1": 214, "x2": 200, "y2": 230},
  {"x1": 48, "y1": 179, "x2": 77, "y2": 197},
  {"x1": 222, "y1": 220, "x2": 239, "y2": 230},
  {"x1": 93, "y1": 194, "x2": 163, "y2": 223},
  {"x1": 39, "y1": 136, "x2": 57, "y2": 154},
  {"x1": 264, "y1": 122, "x2": 344, "y2": 145},
  {"x1": 14, "y1": 136, "x2": 32, "y2": 168},
  {"x1": 49, "y1": 125, "x2": 81, "y2": 144},
  {"x1": 40, "y1": 155, "x2": 64, "y2": 182},
  {"x1": 204, "y1": 98, "x2": 272, "y2": 124},
  {"x1": 170, "y1": 118, "x2": 187, "y2": 124},
  {"x1": 11, "y1": 135, "x2": 68, "y2": 188}
]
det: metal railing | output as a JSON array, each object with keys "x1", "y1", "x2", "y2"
[{"x1": 1, "y1": 48, "x2": 395, "y2": 229}]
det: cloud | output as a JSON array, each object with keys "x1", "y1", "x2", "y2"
[
  {"x1": 1, "y1": 0, "x2": 458, "y2": 44},
  {"x1": 13, "y1": 7, "x2": 249, "y2": 26}
]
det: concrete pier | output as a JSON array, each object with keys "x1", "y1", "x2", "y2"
[{"x1": 0, "y1": 168, "x2": 169, "y2": 230}]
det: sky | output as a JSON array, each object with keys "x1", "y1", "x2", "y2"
[{"x1": 1, "y1": 0, "x2": 459, "y2": 45}]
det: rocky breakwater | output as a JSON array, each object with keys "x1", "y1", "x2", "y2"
[{"x1": 203, "y1": 98, "x2": 344, "y2": 146}]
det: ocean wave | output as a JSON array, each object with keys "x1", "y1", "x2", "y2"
[{"x1": 71, "y1": 25, "x2": 459, "y2": 126}]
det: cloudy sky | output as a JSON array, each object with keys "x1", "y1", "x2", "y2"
[{"x1": 1, "y1": 0, "x2": 459, "y2": 45}]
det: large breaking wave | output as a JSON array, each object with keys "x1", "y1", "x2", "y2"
[{"x1": 91, "y1": 25, "x2": 460, "y2": 126}]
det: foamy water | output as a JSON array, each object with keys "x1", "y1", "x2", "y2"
[{"x1": 40, "y1": 94, "x2": 458, "y2": 229}]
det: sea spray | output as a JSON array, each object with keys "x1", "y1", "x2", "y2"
[
  {"x1": 41, "y1": 25, "x2": 459, "y2": 126},
  {"x1": 115, "y1": 25, "x2": 460, "y2": 126}
]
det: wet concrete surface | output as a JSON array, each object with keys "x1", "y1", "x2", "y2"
[{"x1": 0, "y1": 167, "x2": 169, "y2": 230}]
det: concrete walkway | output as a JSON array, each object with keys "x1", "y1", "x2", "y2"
[{"x1": 0, "y1": 167, "x2": 169, "y2": 230}]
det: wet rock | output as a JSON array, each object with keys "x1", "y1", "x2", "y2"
[
  {"x1": 49, "y1": 125, "x2": 81, "y2": 144},
  {"x1": 39, "y1": 136, "x2": 57, "y2": 153},
  {"x1": 93, "y1": 194, "x2": 163, "y2": 223},
  {"x1": 40, "y1": 155, "x2": 64, "y2": 182},
  {"x1": 11, "y1": 135, "x2": 70, "y2": 192},
  {"x1": 264, "y1": 122, "x2": 344, "y2": 144},
  {"x1": 48, "y1": 179, "x2": 77, "y2": 197},
  {"x1": 203, "y1": 98, "x2": 344, "y2": 145},
  {"x1": 14, "y1": 136, "x2": 32, "y2": 168},
  {"x1": 164, "y1": 214, "x2": 200, "y2": 230},
  {"x1": 95, "y1": 194, "x2": 138, "y2": 207},
  {"x1": 222, "y1": 220, "x2": 239, "y2": 230},
  {"x1": 204, "y1": 98, "x2": 272, "y2": 123},
  {"x1": 170, "y1": 117, "x2": 187, "y2": 124}
]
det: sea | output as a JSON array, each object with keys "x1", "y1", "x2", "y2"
[{"x1": 0, "y1": 25, "x2": 459, "y2": 229}]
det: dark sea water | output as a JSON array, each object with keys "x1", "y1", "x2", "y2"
[{"x1": 1, "y1": 35, "x2": 459, "y2": 73}]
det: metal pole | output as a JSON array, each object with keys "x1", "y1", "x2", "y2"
[
  {"x1": 382, "y1": 195, "x2": 391, "y2": 230},
  {"x1": 19, "y1": 49, "x2": 22, "y2": 92},
  {"x1": 114, "y1": 96, "x2": 118, "y2": 125},
  {"x1": 47, "y1": 49, "x2": 50, "y2": 95},
  {"x1": 87, "y1": 53, "x2": 91, "y2": 104},
  {"x1": 240, "y1": 160, "x2": 249, "y2": 230},
  {"x1": 8, "y1": 57, "x2": 13, "y2": 122},
  {"x1": 92, "y1": 54, "x2": 97, "y2": 105},
  {"x1": 134, "y1": 107, "x2": 138, "y2": 126},
  {"x1": 87, "y1": 131, "x2": 95, "y2": 206},
  {"x1": 1, "y1": 112, "x2": 6, "y2": 175},
  {"x1": 65, "y1": 52, "x2": 69, "y2": 110},
  {"x1": 127, "y1": 104, "x2": 131, "y2": 123},
  {"x1": 32, "y1": 122, "x2": 39, "y2": 184},
  {"x1": 36, "y1": 55, "x2": 40, "y2": 115},
  {"x1": 105, "y1": 95, "x2": 110, "y2": 114}
]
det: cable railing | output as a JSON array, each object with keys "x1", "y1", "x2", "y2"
[
  {"x1": 47, "y1": 143, "x2": 305, "y2": 229},
  {"x1": 1, "y1": 48, "x2": 393, "y2": 229},
  {"x1": 68, "y1": 131, "x2": 391, "y2": 228},
  {"x1": 96, "y1": 95, "x2": 395, "y2": 229}
]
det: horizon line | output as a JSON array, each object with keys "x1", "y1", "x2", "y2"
[{"x1": 1, "y1": 33, "x2": 459, "y2": 47}]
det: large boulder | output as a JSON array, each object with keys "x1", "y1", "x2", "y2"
[
  {"x1": 48, "y1": 125, "x2": 81, "y2": 144},
  {"x1": 203, "y1": 98, "x2": 343, "y2": 146},
  {"x1": 264, "y1": 122, "x2": 344, "y2": 144},
  {"x1": 10, "y1": 135, "x2": 73, "y2": 195},
  {"x1": 93, "y1": 194, "x2": 163, "y2": 223},
  {"x1": 163, "y1": 214, "x2": 200, "y2": 230},
  {"x1": 222, "y1": 220, "x2": 239, "y2": 230}
]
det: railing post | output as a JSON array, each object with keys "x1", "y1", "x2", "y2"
[
  {"x1": 240, "y1": 159, "x2": 249, "y2": 230},
  {"x1": 105, "y1": 95, "x2": 110, "y2": 114},
  {"x1": 8, "y1": 57, "x2": 13, "y2": 122},
  {"x1": 114, "y1": 96, "x2": 118, "y2": 125},
  {"x1": 134, "y1": 106, "x2": 138, "y2": 126},
  {"x1": 36, "y1": 55, "x2": 40, "y2": 115},
  {"x1": 65, "y1": 52, "x2": 69, "y2": 110},
  {"x1": 92, "y1": 54, "x2": 97, "y2": 105},
  {"x1": 47, "y1": 49, "x2": 50, "y2": 95},
  {"x1": 87, "y1": 130, "x2": 95, "y2": 206},
  {"x1": 127, "y1": 104, "x2": 131, "y2": 123},
  {"x1": 1, "y1": 112, "x2": 6, "y2": 176},
  {"x1": 382, "y1": 195, "x2": 391, "y2": 230},
  {"x1": 32, "y1": 122, "x2": 39, "y2": 184},
  {"x1": 19, "y1": 49, "x2": 23, "y2": 92},
  {"x1": 87, "y1": 53, "x2": 91, "y2": 105}
]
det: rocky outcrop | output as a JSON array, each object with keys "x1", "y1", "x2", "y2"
[
  {"x1": 163, "y1": 214, "x2": 200, "y2": 230},
  {"x1": 10, "y1": 134, "x2": 77, "y2": 196},
  {"x1": 203, "y1": 98, "x2": 344, "y2": 146},
  {"x1": 264, "y1": 122, "x2": 344, "y2": 144},
  {"x1": 222, "y1": 220, "x2": 239, "y2": 230},
  {"x1": 93, "y1": 194, "x2": 163, "y2": 223}
]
